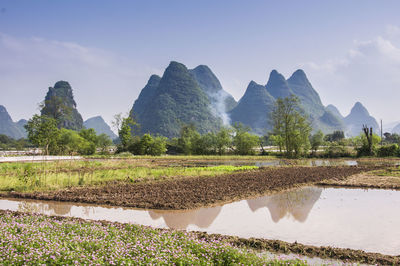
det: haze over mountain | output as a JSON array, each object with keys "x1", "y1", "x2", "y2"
[
  {"x1": 325, "y1": 105, "x2": 343, "y2": 120},
  {"x1": 41, "y1": 81, "x2": 83, "y2": 130},
  {"x1": 130, "y1": 61, "x2": 224, "y2": 138},
  {"x1": 344, "y1": 102, "x2": 379, "y2": 137},
  {"x1": 0, "y1": 105, "x2": 26, "y2": 139},
  {"x1": 392, "y1": 123, "x2": 400, "y2": 134},
  {"x1": 83, "y1": 116, "x2": 117, "y2": 140}
]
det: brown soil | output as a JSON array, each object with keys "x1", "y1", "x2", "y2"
[
  {"x1": 195, "y1": 232, "x2": 400, "y2": 265},
  {"x1": 2, "y1": 166, "x2": 378, "y2": 210},
  {"x1": 318, "y1": 173, "x2": 400, "y2": 190}
]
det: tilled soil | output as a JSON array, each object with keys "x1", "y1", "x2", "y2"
[{"x1": 3, "y1": 166, "x2": 378, "y2": 210}]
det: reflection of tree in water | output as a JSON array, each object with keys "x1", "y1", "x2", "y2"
[
  {"x1": 18, "y1": 201, "x2": 72, "y2": 216},
  {"x1": 148, "y1": 206, "x2": 222, "y2": 230},
  {"x1": 247, "y1": 187, "x2": 322, "y2": 223}
]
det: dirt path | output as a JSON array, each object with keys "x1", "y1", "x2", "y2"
[{"x1": 3, "y1": 166, "x2": 378, "y2": 210}]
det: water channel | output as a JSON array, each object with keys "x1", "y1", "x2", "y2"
[{"x1": 1, "y1": 186, "x2": 399, "y2": 256}]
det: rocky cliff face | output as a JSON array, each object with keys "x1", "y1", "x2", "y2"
[
  {"x1": 0, "y1": 105, "x2": 26, "y2": 139},
  {"x1": 84, "y1": 116, "x2": 117, "y2": 140},
  {"x1": 41, "y1": 81, "x2": 83, "y2": 130}
]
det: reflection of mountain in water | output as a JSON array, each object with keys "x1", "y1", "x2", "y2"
[
  {"x1": 247, "y1": 187, "x2": 322, "y2": 223},
  {"x1": 148, "y1": 206, "x2": 222, "y2": 230},
  {"x1": 18, "y1": 201, "x2": 73, "y2": 215}
]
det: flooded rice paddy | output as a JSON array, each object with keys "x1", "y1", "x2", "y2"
[{"x1": 1, "y1": 186, "x2": 399, "y2": 255}]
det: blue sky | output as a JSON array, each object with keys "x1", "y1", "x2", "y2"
[{"x1": 1, "y1": 0, "x2": 400, "y2": 129}]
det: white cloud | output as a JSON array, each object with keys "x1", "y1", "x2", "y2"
[
  {"x1": 300, "y1": 29, "x2": 400, "y2": 123},
  {"x1": 0, "y1": 33, "x2": 156, "y2": 126}
]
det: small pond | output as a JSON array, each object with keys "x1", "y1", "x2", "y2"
[{"x1": 1, "y1": 186, "x2": 400, "y2": 256}]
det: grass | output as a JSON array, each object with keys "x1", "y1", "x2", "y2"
[
  {"x1": 0, "y1": 210, "x2": 306, "y2": 265},
  {"x1": 0, "y1": 160, "x2": 258, "y2": 192},
  {"x1": 368, "y1": 166, "x2": 400, "y2": 177}
]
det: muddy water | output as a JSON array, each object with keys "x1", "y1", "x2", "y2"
[{"x1": 1, "y1": 187, "x2": 400, "y2": 256}]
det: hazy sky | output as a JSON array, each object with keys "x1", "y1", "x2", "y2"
[{"x1": 1, "y1": 0, "x2": 400, "y2": 127}]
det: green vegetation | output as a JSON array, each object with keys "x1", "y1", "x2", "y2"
[
  {"x1": 270, "y1": 95, "x2": 311, "y2": 157},
  {"x1": 130, "y1": 61, "x2": 222, "y2": 138},
  {"x1": 0, "y1": 160, "x2": 257, "y2": 192},
  {"x1": 0, "y1": 134, "x2": 31, "y2": 150},
  {"x1": 0, "y1": 211, "x2": 304, "y2": 265},
  {"x1": 24, "y1": 115, "x2": 113, "y2": 156}
]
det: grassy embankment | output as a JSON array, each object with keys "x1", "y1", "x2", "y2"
[
  {"x1": 0, "y1": 210, "x2": 305, "y2": 265},
  {"x1": 0, "y1": 159, "x2": 257, "y2": 192}
]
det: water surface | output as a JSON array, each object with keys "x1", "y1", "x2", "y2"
[{"x1": 1, "y1": 186, "x2": 400, "y2": 256}]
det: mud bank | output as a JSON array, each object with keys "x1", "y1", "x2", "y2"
[
  {"x1": 2, "y1": 166, "x2": 378, "y2": 210},
  {"x1": 195, "y1": 232, "x2": 400, "y2": 265},
  {"x1": 318, "y1": 173, "x2": 400, "y2": 190}
]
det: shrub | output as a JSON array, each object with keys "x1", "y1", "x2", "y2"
[{"x1": 377, "y1": 144, "x2": 399, "y2": 157}]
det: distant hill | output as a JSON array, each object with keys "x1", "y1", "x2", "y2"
[
  {"x1": 392, "y1": 123, "x2": 400, "y2": 134},
  {"x1": 344, "y1": 102, "x2": 379, "y2": 137},
  {"x1": 84, "y1": 116, "x2": 117, "y2": 140},
  {"x1": 41, "y1": 81, "x2": 83, "y2": 130},
  {"x1": 230, "y1": 69, "x2": 345, "y2": 135},
  {"x1": 230, "y1": 81, "x2": 275, "y2": 135},
  {"x1": 0, "y1": 105, "x2": 26, "y2": 139},
  {"x1": 130, "y1": 61, "x2": 223, "y2": 138}
]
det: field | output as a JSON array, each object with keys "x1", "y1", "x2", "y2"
[
  {"x1": 1, "y1": 156, "x2": 400, "y2": 265},
  {"x1": 0, "y1": 210, "x2": 305, "y2": 265}
]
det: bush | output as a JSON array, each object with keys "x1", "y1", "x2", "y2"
[
  {"x1": 323, "y1": 142, "x2": 352, "y2": 158},
  {"x1": 377, "y1": 144, "x2": 399, "y2": 157}
]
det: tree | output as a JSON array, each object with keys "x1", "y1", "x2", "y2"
[
  {"x1": 177, "y1": 124, "x2": 200, "y2": 155},
  {"x1": 79, "y1": 128, "x2": 98, "y2": 145},
  {"x1": 97, "y1": 134, "x2": 112, "y2": 154},
  {"x1": 25, "y1": 115, "x2": 60, "y2": 155},
  {"x1": 270, "y1": 95, "x2": 311, "y2": 157},
  {"x1": 215, "y1": 127, "x2": 232, "y2": 155},
  {"x1": 232, "y1": 123, "x2": 259, "y2": 155},
  {"x1": 324, "y1": 131, "x2": 345, "y2": 142},
  {"x1": 113, "y1": 114, "x2": 139, "y2": 152},
  {"x1": 310, "y1": 130, "x2": 324, "y2": 155}
]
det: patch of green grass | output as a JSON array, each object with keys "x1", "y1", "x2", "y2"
[
  {"x1": 0, "y1": 163, "x2": 258, "y2": 192},
  {"x1": 369, "y1": 166, "x2": 400, "y2": 177},
  {"x1": 0, "y1": 210, "x2": 307, "y2": 265}
]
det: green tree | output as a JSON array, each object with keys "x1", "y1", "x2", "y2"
[
  {"x1": 25, "y1": 115, "x2": 60, "y2": 155},
  {"x1": 97, "y1": 134, "x2": 112, "y2": 154},
  {"x1": 310, "y1": 130, "x2": 324, "y2": 155},
  {"x1": 58, "y1": 129, "x2": 95, "y2": 155},
  {"x1": 232, "y1": 123, "x2": 259, "y2": 155},
  {"x1": 215, "y1": 127, "x2": 232, "y2": 155},
  {"x1": 177, "y1": 124, "x2": 201, "y2": 155},
  {"x1": 79, "y1": 128, "x2": 98, "y2": 145},
  {"x1": 113, "y1": 114, "x2": 139, "y2": 152},
  {"x1": 270, "y1": 95, "x2": 311, "y2": 157}
]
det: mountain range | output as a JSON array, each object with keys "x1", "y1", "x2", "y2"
[
  {"x1": 1, "y1": 61, "x2": 382, "y2": 140},
  {"x1": 131, "y1": 61, "x2": 377, "y2": 137}
]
